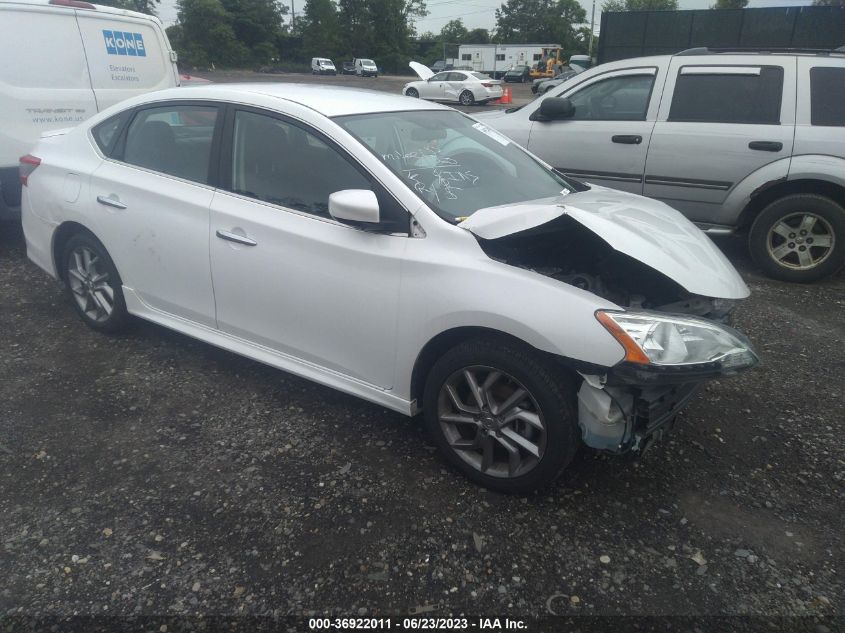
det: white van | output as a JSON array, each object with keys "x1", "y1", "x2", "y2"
[
  {"x1": 354, "y1": 58, "x2": 378, "y2": 78},
  {"x1": 0, "y1": 0, "x2": 179, "y2": 220},
  {"x1": 310, "y1": 57, "x2": 336, "y2": 75}
]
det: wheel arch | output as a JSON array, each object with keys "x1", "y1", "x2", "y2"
[
  {"x1": 738, "y1": 179, "x2": 845, "y2": 231},
  {"x1": 51, "y1": 221, "x2": 110, "y2": 283},
  {"x1": 409, "y1": 326, "x2": 591, "y2": 411}
]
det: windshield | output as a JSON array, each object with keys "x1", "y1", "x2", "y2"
[
  {"x1": 360, "y1": 59, "x2": 375, "y2": 65},
  {"x1": 335, "y1": 110, "x2": 581, "y2": 222}
]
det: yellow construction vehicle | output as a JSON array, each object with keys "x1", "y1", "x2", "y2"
[{"x1": 529, "y1": 47, "x2": 565, "y2": 79}]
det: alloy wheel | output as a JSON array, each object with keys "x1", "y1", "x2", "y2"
[
  {"x1": 766, "y1": 212, "x2": 835, "y2": 270},
  {"x1": 460, "y1": 91, "x2": 474, "y2": 106},
  {"x1": 67, "y1": 245, "x2": 114, "y2": 323},
  {"x1": 437, "y1": 366, "x2": 546, "y2": 478}
]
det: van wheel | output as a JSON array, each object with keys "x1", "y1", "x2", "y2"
[
  {"x1": 422, "y1": 337, "x2": 579, "y2": 494},
  {"x1": 459, "y1": 90, "x2": 475, "y2": 106},
  {"x1": 62, "y1": 232, "x2": 129, "y2": 332},
  {"x1": 749, "y1": 194, "x2": 845, "y2": 282}
]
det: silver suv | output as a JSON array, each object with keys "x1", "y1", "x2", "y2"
[{"x1": 477, "y1": 47, "x2": 845, "y2": 282}]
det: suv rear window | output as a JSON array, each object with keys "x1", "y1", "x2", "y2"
[
  {"x1": 810, "y1": 67, "x2": 845, "y2": 127},
  {"x1": 669, "y1": 66, "x2": 783, "y2": 125}
]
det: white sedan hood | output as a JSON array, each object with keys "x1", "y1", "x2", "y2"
[
  {"x1": 409, "y1": 61, "x2": 434, "y2": 80},
  {"x1": 458, "y1": 186, "x2": 749, "y2": 300}
]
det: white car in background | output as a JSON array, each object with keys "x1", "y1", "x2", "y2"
[
  {"x1": 21, "y1": 84, "x2": 758, "y2": 493},
  {"x1": 404, "y1": 61, "x2": 503, "y2": 106}
]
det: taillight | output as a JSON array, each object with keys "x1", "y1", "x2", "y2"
[
  {"x1": 19, "y1": 155, "x2": 41, "y2": 187},
  {"x1": 482, "y1": 83, "x2": 495, "y2": 88}
]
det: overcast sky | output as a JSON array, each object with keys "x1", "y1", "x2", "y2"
[{"x1": 156, "y1": 0, "x2": 811, "y2": 36}]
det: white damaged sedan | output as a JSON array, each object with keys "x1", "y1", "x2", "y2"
[
  {"x1": 404, "y1": 61, "x2": 503, "y2": 106},
  {"x1": 21, "y1": 84, "x2": 758, "y2": 492}
]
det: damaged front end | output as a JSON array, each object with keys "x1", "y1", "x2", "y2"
[{"x1": 468, "y1": 208, "x2": 759, "y2": 454}]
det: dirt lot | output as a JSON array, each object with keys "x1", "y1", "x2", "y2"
[{"x1": 1, "y1": 71, "x2": 844, "y2": 626}]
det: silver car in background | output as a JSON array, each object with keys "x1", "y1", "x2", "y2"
[{"x1": 478, "y1": 48, "x2": 845, "y2": 282}]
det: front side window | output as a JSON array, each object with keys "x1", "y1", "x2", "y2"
[
  {"x1": 447, "y1": 72, "x2": 467, "y2": 81},
  {"x1": 122, "y1": 105, "x2": 218, "y2": 184},
  {"x1": 336, "y1": 110, "x2": 581, "y2": 222},
  {"x1": 810, "y1": 66, "x2": 845, "y2": 127},
  {"x1": 431, "y1": 72, "x2": 450, "y2": 82},
  {"x1": 669, "y1": 66, "x2": 783, "y2": 124},
  {"x1": 566, "y1": 74, "x2": 655, "y2": 121},
  {"x1": 230, "y1": 110, "x2": 370, "y2": 218}
]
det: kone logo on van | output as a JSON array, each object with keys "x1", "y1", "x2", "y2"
[{"x1": 102, "y1": 30, "x2": 146, "y2": 57}]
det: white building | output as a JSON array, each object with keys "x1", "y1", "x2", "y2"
[{"x1": 456, "y1": 44, "x2": 562, "y2": 77}]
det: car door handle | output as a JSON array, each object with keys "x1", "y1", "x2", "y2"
[
  {"x1": 216, "y1": 229, "x2": 257, "y2": 246},
  {"x1": 96, "y1": 194, "x2": 127, "y2": 209},
  {"x1": 748, "y1": 141, "x2": 783, "y2": 152},
  {"x1": 612, "y1": 135, "x2": 642, "y2": 145}
]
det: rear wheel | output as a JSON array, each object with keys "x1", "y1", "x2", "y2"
[
  {"x1": 62, "y1": 232, "x2": 129, "y2": 332},
  {"x1": 749, "y1": 194, "x2": 845, "y2": 282},
  {"x1": 423, "y1": 337, "x2": 579, "y2": 493},
  {"x1": 459, "y1": 90, "x2": 475, "y2": 106},
  {"x1": 405, "y1": 87, "x2": 419, "y2": 98}
]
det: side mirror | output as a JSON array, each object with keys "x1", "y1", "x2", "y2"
[
  {"x1": 530, "y1": 97, "x2": 575, "y2": 122},
  {"x1": 329, "y1": 189, "x2": 380, "y2": 225}
]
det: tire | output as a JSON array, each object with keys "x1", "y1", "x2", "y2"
[
  {"x1": 61, "y1": 232, "x2": 129, "y2": 333},
  {"x1": 405, "y1": 88, "x2": 419, "y2": 98},
  {"x1": 748, "y1": 194, "x2": 845, "y2": 283},
  {"x1": 459, "y1": 90, "x2": 475, "y2": 106},
  {"x1": 422, "y1": 337, "x2": 579, "y2": 494}
]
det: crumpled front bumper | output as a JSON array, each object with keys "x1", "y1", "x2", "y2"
[{"x1": 577, "y1": 377, "x2": 702, "y2": 454}]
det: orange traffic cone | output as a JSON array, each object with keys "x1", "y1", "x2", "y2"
[{"x1": 500, "y1": 86, "x2": 512, "y2": 105}]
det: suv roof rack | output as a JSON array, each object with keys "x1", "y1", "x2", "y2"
[{"x1": 676, "y1": 46, "x2": 845, "y2": 57}]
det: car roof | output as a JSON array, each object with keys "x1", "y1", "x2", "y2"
[
  {"x1": 0, "y1": 0, "x2": 163, "y2": 24},
  {"x1": 135, "y1": 83, "x2": 450, "y2": 117}
]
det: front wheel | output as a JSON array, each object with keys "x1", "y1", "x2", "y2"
[
  {"x1": 62, "y1": 232, "x2": 129, "y2": 332},
  {"x1": 749, "y1": 194, "x2": 845, "y2": 282},
  {"x1": 405, "y1": 87, "x2": 419, "y2": 98},
  {"x1": 423, "y1": 337, "x2": 579, "y2": 493},
  {"x1": 459, "y1": 90, "x2": 475, "y2": 106}
]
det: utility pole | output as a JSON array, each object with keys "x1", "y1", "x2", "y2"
[
  {"x1": 588, "y1": 0, "x2": 596, "y2": 59},
  {"x1": 291, "y1": 0, "x2": 296, "y2": 29}
]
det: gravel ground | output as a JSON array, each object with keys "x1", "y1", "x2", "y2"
[{"x1": 1, "y1": 73, "x2": 844, "y2": 623}]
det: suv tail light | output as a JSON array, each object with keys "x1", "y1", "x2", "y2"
[{"x1": 19, "y1": 155, "x2": 41, "y2": 187}]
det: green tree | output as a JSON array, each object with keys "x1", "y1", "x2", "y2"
[
  {"x1": 711, "y1": 0, "x2": 747, "y2": 7},
  {"x1": 813, "y1": 0, "x2": 845, "y2": 4},
  {"x1": 220, "y1": 0, "x2": 286, "y2": 64},
  {"x1": 465, "y1": 28, "x2": 491, "y2": 44},
  {"x1": 495, "y1": 0, "x2": 587, "y2": 47},
  {"x1": 301, "y1": 0, "x2": 341, "y2": 58},
  {"x1": 174, "y1": 0, "x2": 248, "y2": 67},
  {"x1": 337, "y1": 0, "x2": 374, "y2": 56},
  {"x1": 440, "y1": 18, "x2": 469, "y2": 45}
]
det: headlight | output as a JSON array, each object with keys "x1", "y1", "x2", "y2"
[{"x1": 596, "y1": 310, "x2": 758, "y2": 372}]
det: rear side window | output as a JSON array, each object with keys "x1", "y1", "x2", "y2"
[
  {"x1": 810, "y1": 67, "x2": 845, "y2": 127},
  {"x1": 669, "y1": 66, "x2": 783, "y2": 124},
  {"x1": 121, "y1": 105, "x2": 218, "y2": 184},
  {"x1": 92, "y1": 113, "x2": 128, "y2": 156}
]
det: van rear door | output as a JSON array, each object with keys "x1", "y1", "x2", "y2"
[
  {"x1": 75, "y1": 10, "x2": 178, "y2": 110},
  {"x1": 0, "y1": 2, "x2": 97, "y2": 208}
]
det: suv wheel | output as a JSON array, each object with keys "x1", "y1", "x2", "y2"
[
  {"x1": 422, "y1": 337, "x2": 579, "y2": 493},
  {"x1": 62, "y1": 232, "x2": 129, "y2": 332},
  {"x1": 749, "y1": 194, "x2": 845, "y2": 282}
]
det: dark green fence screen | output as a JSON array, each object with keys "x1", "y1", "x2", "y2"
[{"x1": 597, "y1": 5, "x2": 845, "y2": 64}]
